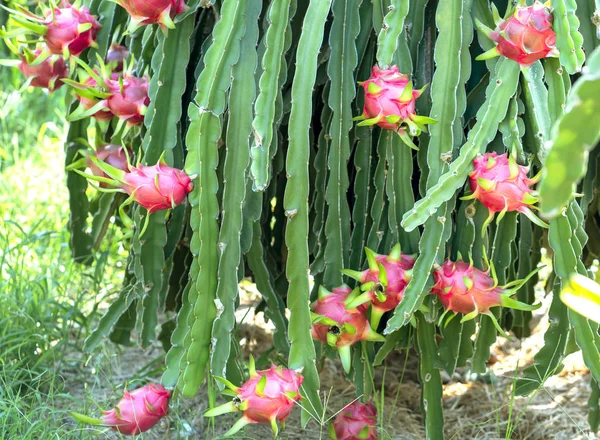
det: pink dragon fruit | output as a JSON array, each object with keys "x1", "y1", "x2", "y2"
[
  {"x1": 105, "y1": 74, "x2": 150, "y2": 126},
  {"x1": 42, "y1": 2, "x2": 101, "y2": 55},
  {"x1": 88, "y1": 144, "x2": 131, "y2": 187},
  {"x1": 70, "y1": 383, "x2": 170, "y2": 435},
  {"x1": 117, "y1": 0, "x2": 186, "y2": 30},
  {"x1": 76, "y1": 72, "x2": 119, "y2": 121},
  {"x1": 17, "y1": 49, "x2": 67, "y2": 91},
  {"x1": 204, "y1": 359, "x2": 303, "y2": 436},
  {"x1": 463, "y1": 152, "x2": 547, "y2": 230},
  {"x1": 353, "y1": 65, "x2": 435, "y2": 150},
  {"x1": 330, "y1": 402, "x2": 378, "y2": 440},
  {"x1": 343, "y1": 244, "x2": 415, "y2": 330},
  {"x1": 431, "y1": 259, "x2": 541, "y2": 337},
  {"x1": 475, "y1": 1, "x2": 557, "y2": 66},
  {"x1": 311, "y1": 286, "x2": 385, "y2": 373},
  {"x1": 106, "y1": 43, "x2": 129, "y2": 72}
]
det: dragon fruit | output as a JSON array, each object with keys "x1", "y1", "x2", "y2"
[
  {"x1": 42, "y1": 2, "x2": 100, "y2": 55},
  {"x1": 353, "y1": 65, "x2": 435, "y2": 150},
  {"x1": 106, "y1": 43, "x2": 129, "y2": 72},
  {"x1": 88, "y1": 144, "x2": 131, "y2": 187},
  {"x1": 463, "y1": 152, "x2": 547, "y2": 231},
  {"x1": 311, "y1": 286, "x2": 385, "y2": 373},
  {"x1": 70, "y1": 383, "x2": 170, "y2": 435},
  {"x1": 343, "y1": 244, "x2": 415, "y2": 330},
  {"x1": 204, "y1": 359, "x2": 303, "y2": 436},
  {"x1": 330, "y1": 402, "x2": 378, "y2": 440},
  {"x1": 116, "y1": 0, "x2": 186, "y2": 30},
  {"x1": 105, "y1": 74, "x2": 150, "y2": 126},
  {"x1": 475, "y1": 1, "x2": 557, "y2": 66},
  {"x1": 75, "y1": 73, "x2": 118, "y2": 121},
  {"x1": 431, "y1": 259, "x2": 541, "y2": 337},
  {"x1": 17, "y1": 49, "x2": 67, "y2": 91}
]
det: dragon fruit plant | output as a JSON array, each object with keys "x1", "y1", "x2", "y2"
[
  {"x1": 462, "y1": 152, "x2": 547, "y2": 232},
  {"x1": 476, "y1": 0, "x2": 558, "y2": 66},
  {"x1": 353, "y1": 65, "x2": 436, "y2": 150},
  {"x1": 311, "y1": 286, "x2": 385, "y2": 373},
  {"x1": 431, "y1": 258, "x2": 542, "y2": 337},
  {"x1": 343, "y1": 243, "x2": 415, "y2": 330},
  {"x1": 330, "y1": 402, "x2": 378, "y2": 440},
  {"x1": 70, "y1": 383, "x2": 170, "y2": 435},
  {"x1": 116, "y1": 0, "x2": 186, "y2": 32},
  {"x1": 204, "y1": 358, "x2": 303, "y2": 436},
  {"x1": 1, "y1": 1, "x2": 100, "y2": 58}
]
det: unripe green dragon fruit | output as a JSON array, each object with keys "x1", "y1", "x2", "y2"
[
  {"x1": 476, "y1": 0, "x2": 558, "y2": 66},
  {"x1": 353, "y1": 65, "x2": 436, "y2": 150}
]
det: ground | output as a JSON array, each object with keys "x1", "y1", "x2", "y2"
[{"x1": 0, "y1": 77, "x2": 598, "y2": 440}]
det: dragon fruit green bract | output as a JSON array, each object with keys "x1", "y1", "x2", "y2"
[
  {"x1": 116, "y1": 0, "x2": 185, "y2": 30},
  {"x1": 475, "y1": 1, "x2": 557, "y2": 66},
  {"x1": 70, "y1": 383, "x2": 170, "y2": 435},
  {"x1": 463, "y1": 152, "x2": 546, "y2": 230},
  {"x1": 76, "y1": 73, "x2": 117, "y2": 121},
  {"x1": 330, "y1": 402, "x2": 378, "y2": 440},
  {"x1": 353, "y1": 65, "x2": 435, "y2": 149},
  {"x1": 17, "y1": 49, "x2": 67, "y2": 91},
  {"x1": 311, "y1": 286, "x2": 385, "y2": 373},
  {"x1": 431, "y1": 259, "x2": 541, "y2": 336},
  {"x1": 204, "y1": 361, "x2": 303, "y2": 436},
  {"x1": 42, "y1": 2, "x2": 100, "y2": 56},
  {"x1": 343, "y1": 244, "x2": 415, "y2": 330},
  {"x1": 105, "y1": 74, "x2": 150, "y2": 126}
]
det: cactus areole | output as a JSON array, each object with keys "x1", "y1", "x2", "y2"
[
  {"x1": 330, "y1": 402, "x2": 378, "y2": 440},
  {"x1": 353, "y1": 65, "x2": 435, "y2": 149},
  {"x1": 476, "y1": 1, "x2": 557, "y2": 66},
  {"x1": 204, "y1": 361, "x2": 303, "y2": 437}
]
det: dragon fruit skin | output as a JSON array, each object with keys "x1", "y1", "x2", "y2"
[
  {"x1": 88, "y1": 144, "x2": 131, "y2": 186},
  {"x1": 311, "y1": 286, "x2": 384, "y2": 373},
  {"x1": 343, "y1": 244, "x2": 414, "y2": 330},
  {"x1": 121, "y1": 163, "x2": 194, "y2": 213},
  {"x1": 476, "y1": 1, "x2": 557, "y2": 66},
  {"x1": 42, "y1": 3, "x2": 101, "y2": 55},
  {"x1": 465, "y1": 152, "x2": 546, "y2": 229},
  {"x1": 106, "y1": 43, "x2": 129, "y2": 72},
  {"x1": 105, "y1": 74, "x2": 150, "y2": 126},
  {"x1": 431, "y1": 259, "x2": 541, "y2": 335},
  {"x1": 330, "y1": 402, "x2": 378, "y2": 440},
  {"x1": 354, "y1": 65, "x2": 435, "y2": 149},
  {"x1": 17, "y1": 50, "x2": 67, "y2": 91},
  {"x1": 117, "y1": 0, "x2": 185, "y2": 29},
  {"x1": 204, "y1": 363, "x2": 303, "y2": 436}
]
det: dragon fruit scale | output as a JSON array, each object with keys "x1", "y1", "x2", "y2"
[
  {"x1": 463, "y1": 152, "x2": 547, "y2": 232},
  {"x1": 70, "y1": 383, "x2": 170, "y2": 435},
  {"x1": 353, "y1": 65, "x2": 436, "y2": 150},
  {"x1": 204, "y1": 359, "x2": 303, "y2": 437},
  {"x1": 475, "y1": 1, "x2": 557, "y2": 66},
  {"x1": 17, "y1": 49, "x2": 68, "y2": 91},
  {"x1": 343, "y1": 244, "x2": 415, "y2": 330},
  {"x1": 117, "y1": 0, "x2": 186, "y2": 31},
  {"x1": 431, "y1": 259, "x2": 541, "y2": 337},
  {"x1": 311, "y1": 285, "x2": 385, "y2": 373},
  {"x1": 330, "y1": 402, "x2": 378, "y2": 440}
]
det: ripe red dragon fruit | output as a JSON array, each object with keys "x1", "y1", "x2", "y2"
[
  {"x1": 17, "y1": 49, "x2": 67, "y2": 91},
  {"x1": 106, "y1": 43, "x2": 129, "y2": 72},
  {"x1": 330, "y1": 402, "x2": 378, "y2": 440},
  {"x1": 204, "y1": 359, "x2": 303, "y2": 436},
  {"x1": 311, "y1": 286, "x2": 385, "y2": 373},
  {"x1": 88, "y1": 144, "x2": 131, "y2": 187},
  {"x1": 343, "y1": 244, "x2": 415, "y2": 330},
  {"x1": 76, "y1": 72, "x2": 119, "y2": 121},
  {"x1": 463, "y1": 152, "x2": 547, "y2": 231},
  {"x1": 475, "y1": 1, "x2": 557, "y2": 66},
  {"x1": 43, "y1": 3, "x2": 100, "y2": 55},
  {"x1": 105, "y1": 74, "x2": 150, "y2": 126},
  {"x1": 353, "y1": 65, "x2": 435, "y2": 150},
  {"x1": 70, "y1": 383, "x2": 170, "y2": 435},
  {"x1": 431, "y1": 259, "x2": 541, "y2": 337},
  {"x1": 116, "y1": 0, "x2": 186, "y2": 30}
]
